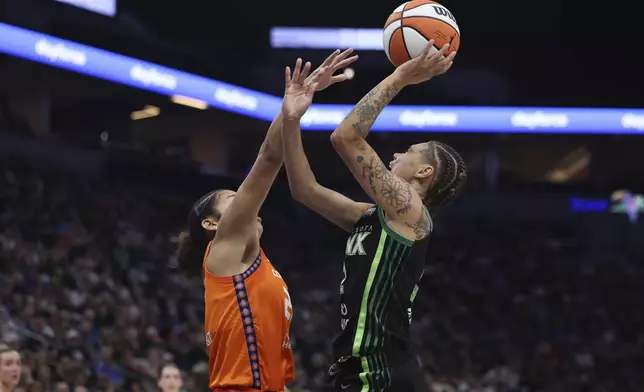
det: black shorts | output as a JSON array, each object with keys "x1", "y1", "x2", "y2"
[{"x1": 326, "y1": 353, "x2": 428, "y2": 392}]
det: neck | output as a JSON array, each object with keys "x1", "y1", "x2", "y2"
[
  {"x1": 411, "y1": 179, "x2": 429, "y2": 200},
  {"x1": 1, "y1": 383, "x2": 12, "y2": 392}
]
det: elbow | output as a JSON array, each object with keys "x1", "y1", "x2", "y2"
[
  {"x1": 330, "y1": 130, "x2": 356, "y2": 153},
  {"x1": 330, "y1": 130, "x2": 347, "y2": 149}
]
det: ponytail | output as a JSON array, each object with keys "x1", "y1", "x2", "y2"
[{"x1": 175, "y1": 190, "x2": 222, "y2": 277}]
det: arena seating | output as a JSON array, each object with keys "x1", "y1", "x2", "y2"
[{"x1": 2, "y1": 159, "x2": 643, "y2": 392}]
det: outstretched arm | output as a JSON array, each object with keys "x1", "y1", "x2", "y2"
[
  {"x1": 282, "y1": 117, "x2": 372, "y2": 231},
  {"x1": 215, "y1": 59, "x2": 319, "y2": 240},
  {"x1": 330, "y1": 42, "x2": 454, "y2": 239},
  {"x1": 280, "y1": 50, "x2": 370, "y2": 231},
  {"x1": 214, "y1": 111, "x2": 284, "y2": 239}
]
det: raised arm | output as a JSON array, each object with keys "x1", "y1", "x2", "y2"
[
  {"x1": 215, "y1": 59, "x2": 319, "y2": 239},
  {"x1": 214, "y1": 113, "x2": 283, "y2": 240},
  {"x1": 281, "y1": 50, "x2": 370, "y2": 231},
  {"x1": 282, "y1": 117, "x2": 372, "y2": 231},
  {"x1": 330, "y1": 42, "x2": 455, "y2": 237}
]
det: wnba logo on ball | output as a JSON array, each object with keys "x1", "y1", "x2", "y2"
[{"x1": 432, "y1": 6, "x2": 456, "y2": 23}]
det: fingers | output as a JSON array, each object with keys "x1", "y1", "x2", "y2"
[
  {"x1": 331, "y1": 74, "x2": 348, "y2": 84},
  {"x1": 300, "y1": 61, "x2": 312, "y2": 82},
  {"x1": 292, "y1": 58, "x2": 302, "y2": 83},
  {"x1": 435, "y1": 43, "x2": 450, "y2": 58},
  {"x1": 322, "y1": 49, "x2": 340, "y2": 67},
  {"x1": 285, "y1": 66, "x2": 292, "y2": 88},
  {"x1": 309, "y1": 66, "x2": 327, "y2": 84},
  {"x1": 335, "y1": 55, "x2": 359, "y2": 70},
  {"x1": 422, "y1": 40, "x2": 435, "y2": 59},
  {"x1": 334, "y1": 48, "x2": 354, "y2": 64},
  {"x1": 307, "y1": 82, "x2": 320, "y2": 96}
]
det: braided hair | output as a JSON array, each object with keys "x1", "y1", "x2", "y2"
[
  {"x1": 422, "y1": 141, "x2": 467, "y2": 214},
  {"x1": 176, "y1": 190, "x2": 223, "y2": 277}
]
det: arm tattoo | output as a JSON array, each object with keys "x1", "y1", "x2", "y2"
[
  {"x1": 356, "y1": 154, "x2": 412, "y2": 215},
  {"x1": 405, "y1": 209, "x2": 432, "y2": 240},
  {"x1": 347, "y1": 84, "x2": 400, "y2": 139}
]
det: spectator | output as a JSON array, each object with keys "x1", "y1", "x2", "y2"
[
  {"x1": 1, "y1": 159, "x2": 643, "y2": 391},
  {"x1": 0, "y1": 343, "x2": 22, "y2": 392}
]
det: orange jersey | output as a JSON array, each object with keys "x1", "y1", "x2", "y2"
[{"x1": 203, "y1": 245, "x2": 294, "y2": 391}]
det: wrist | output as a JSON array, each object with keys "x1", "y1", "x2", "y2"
[
  {"x1": 388, "y1": 70, "x2": 409, "y2": 89},
  {"x1": 282, "y1": 114, "x2": 302, "y2": 123}
]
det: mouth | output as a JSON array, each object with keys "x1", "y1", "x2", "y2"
[{"x1": 389, "y1": 160, "x2": 395, "y2": 169}]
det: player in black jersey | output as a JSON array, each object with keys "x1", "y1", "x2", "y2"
[{"x1": 281, "y1": 41, "x2": 466, "y2": 392}]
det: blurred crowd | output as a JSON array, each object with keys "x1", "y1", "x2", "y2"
[{"x1": 1, "y1": 159, "x2": 644, "y2": 392}]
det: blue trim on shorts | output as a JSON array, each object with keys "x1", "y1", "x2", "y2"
[{"x1": 233, "y1": 252, "x2": 263, "y2": 389}]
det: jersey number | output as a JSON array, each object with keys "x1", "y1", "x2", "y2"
[
  {"x1": 283, "y1": 287, "x2": 292, "y2": 321},
  {"x1": 273, "y1": 269, "x2": 293, "y2": 321}
]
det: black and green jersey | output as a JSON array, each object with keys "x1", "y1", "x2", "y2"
[{"x1": 333, "y1": 204, "x2": 432, "y2": 361}]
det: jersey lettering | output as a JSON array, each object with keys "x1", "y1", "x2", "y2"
[
  {"x1": 282, "y1": 332, "x2": 292, "y2": 349},
  {"x1": 272, "y1": 269, "x2": 282, "y2": 278},
  {"x1": 345, "y1": 232, "x2": 370, "y2": 256},
  {"x1": 205, "y1": 331, "x2": 212, "y2": 346},
  {"x1": 283, "y1": 287, "x2": 292, "y2": 321}
]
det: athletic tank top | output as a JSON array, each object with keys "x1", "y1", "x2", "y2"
[
  {"x1": 333, "y1": 205, "x2": 432, "y2": 359},
  {"x1": 203, "y1": 244, "x2": 294, "y2": 391}
]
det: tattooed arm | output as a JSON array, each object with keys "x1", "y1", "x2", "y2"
[{"x1": 329, "y1": 73, "x2": 430, "y2": 240}]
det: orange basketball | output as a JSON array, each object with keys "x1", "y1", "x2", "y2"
[{"x1": 383, "y1": 0, "x2": 460, "y2": 67}]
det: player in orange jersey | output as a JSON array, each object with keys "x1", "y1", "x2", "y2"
[{"x1": 176, "y1": 50, "x2": 357, "y2": 391}]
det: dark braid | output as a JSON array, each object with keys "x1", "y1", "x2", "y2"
[{"x1": 423, "y1": 141, "x2": 466, "y2": 214}]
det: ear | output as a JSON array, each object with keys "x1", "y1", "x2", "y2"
[
  {"x1": 201, "y1": 217, "x2": 218, "y2": 232},
  {"x1": 415, "y1": 164, "x2": 434, "y2": 180}
]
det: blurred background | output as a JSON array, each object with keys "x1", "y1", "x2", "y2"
[{"x1": 0, "y1": 0, "x2": 643, "y2": 391}]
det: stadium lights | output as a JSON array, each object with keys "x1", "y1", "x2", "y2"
[
  {"x1": 2, "y1": 22, "x2": 644, "y2": 134},
  {"x1": 171, "y1": 95, "x2": 208, "y2": 109},
  {"x1": 130, "y1": 105, "x2": 160, "y2": 120}
]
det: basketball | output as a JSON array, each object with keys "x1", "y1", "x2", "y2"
[{"x1": 383, "y1": 1, "x2": 460, "y2": 67}]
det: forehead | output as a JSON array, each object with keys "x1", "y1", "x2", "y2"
[
  {"x1": 162, "y1": 367, "x2": 179, "y2": 376},
  {"x1": 409, "y1": 143, "x2": 428, "y2": 152},
  {"x1": 214, "y1": 190, "x2": 236, "y2": 206},
  {"x1": 0, "y1": 351, "x2": 20, "y2": 361},
  {"x1": 217, "y1": 190, "x2": 236, "y2": 199}
]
